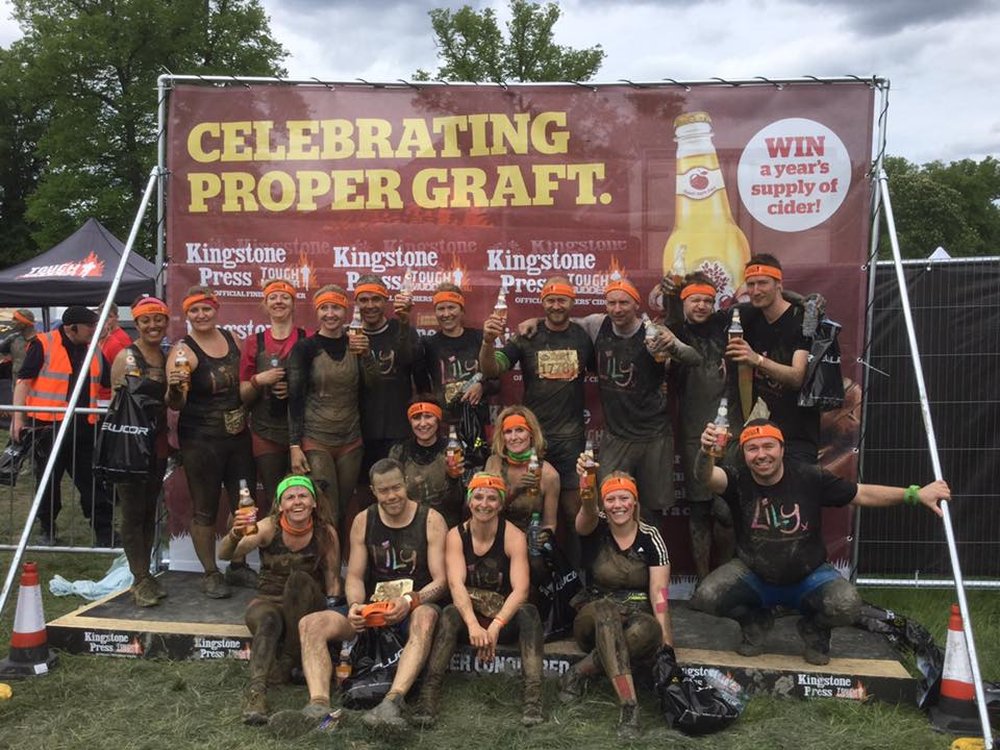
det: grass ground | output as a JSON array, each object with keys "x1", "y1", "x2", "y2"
[{"x1": 0, "y1": 549, "x2": 996, "y2": 750}]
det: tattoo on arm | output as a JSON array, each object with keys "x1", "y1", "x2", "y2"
[
  {"x1": 694, "y1": 450, "x2": 714, "y2": 484},
  {"x1": 418, "y1": 582, "x2": 448, "y2": 604}
]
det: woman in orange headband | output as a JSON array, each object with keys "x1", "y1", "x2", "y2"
[
  {"x1": 564, "y1": 466, "x2": 673, "y2": 740},
  {"x1": 167, "y1": 284, "x2": 257, "y2": 599},
  {"x1": 413, "y1": 470, "x2": 545, "y2": 726},
  {"x1": 110, "y1": 295, "x2": 171, "y2": 607},
  {"x1": 388, "y1": 395, "x2": 465, "y2": 527},
  {"x1": 286, "y1": 284, "x2": 375, "y2": 535},
  {"x1": 485, "y1": 406, "x2": 559, "y2": 581},
  {"x1": 239, "y1": 276, "x2": 308, "y2": 512}
]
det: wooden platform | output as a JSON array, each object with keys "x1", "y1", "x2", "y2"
[{"x1": 46, "y1": 571, "x2": 915, "y2": 704}]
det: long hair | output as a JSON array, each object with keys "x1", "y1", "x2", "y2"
[
  {"x1": 274, "y1": 474, "x2": 339, "y2": 568},
  {"x1": 490, "y1": 404, "x2": 547, "y2": 460}
]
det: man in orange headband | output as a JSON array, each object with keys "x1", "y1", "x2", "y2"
[
  {"x1": 692, "y1": 418, "x2": 952, "y2": 666},
  {"x1": 420, "y1": 282, "x2": 496, "y2": 446},
  {"x1": 724, "y1": 253, "x2": 817, "y2": 462},
  {"x1": 481, "y1": 275, "x2": 595, "y2": 565},
  {"x1": 352, "y1": 273, "x2": 430, "y2": 480}
]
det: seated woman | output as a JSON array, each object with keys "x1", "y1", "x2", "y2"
[
  {"x1": 220, "y1": 475, "x2": 342, "y2": 725},
  {"x1": 484, "y1": 406, "x2": 559, "y2": 582},
  {"x1": 413, "y1": 472, "x2": 543, "y2": 727},
  {"x1": 388, "y1": 396, "x2": 465, "y2": 528},
  {"x1": 560, "y1": 465, "x2": 673, "y2": 741}
]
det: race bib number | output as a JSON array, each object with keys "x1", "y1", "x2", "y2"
[{"x1": 537, "y1": 349, "x2": 579, "y2": 381}]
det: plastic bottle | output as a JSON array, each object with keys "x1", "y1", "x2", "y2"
[
  {"x1": 268, "y1": 353, "x2": 286, "y2": 415},
  {"x1": 335, "y1": 636, "x2": 357, "y2": 688},
  {"x1": 662, "y1": 112, "x2": 751, "y2": 304},
  {"x1": 174, "y1": 347, "x2": 191, "y2": 395},
  {"x1": 708, "y1": 398, "x2": 730, "y2": 459},
  {"x1": 527, "y1": 512, "x2": 541, "y2": 557},
  {"x1": 237, "y1": 479, "x2": 258, "y2": 536}
]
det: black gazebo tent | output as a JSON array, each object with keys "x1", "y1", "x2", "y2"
[{"x1": 0, "y1": 218, "x2": 157, "y2": 306}]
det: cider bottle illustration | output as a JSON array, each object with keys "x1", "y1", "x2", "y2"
[{"x1": 662, "y1": 112, "x2": 751, "y2": 305}]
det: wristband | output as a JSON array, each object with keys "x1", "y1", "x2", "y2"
[
  {"x1": 250, "y1": 374, "x2": 260, "y2": 388},
  {"x1": 756, "y1": 354, "x2": 765, "y2": 368},
  {"x1": 228, "y1": 527, "x2": 241, "y2": 542},
  {"x1": 403, "y1": 592, "x2": 421, "y2": 609},
  {"x1": 904, "y1": 485, "x2": 921, "y2": 506},
  {"x1": 492, "y1": 616, "x2": 506, "y2": 628}
]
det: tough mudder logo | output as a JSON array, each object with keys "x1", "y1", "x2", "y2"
[{"x1": 17, "y1": 251, "x2": 106, "y2": 279}]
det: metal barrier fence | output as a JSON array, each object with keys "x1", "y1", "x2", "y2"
[{"x1": 855, "y1": 256, "x2": 1000, "y2": 585}]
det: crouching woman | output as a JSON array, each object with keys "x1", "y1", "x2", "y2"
[
  {"x1": 220, "y1": 475, "x2": 342, "y2": 725},
  {"x1": 413, "y1": 472, "x2": 544, "y2": 727}
]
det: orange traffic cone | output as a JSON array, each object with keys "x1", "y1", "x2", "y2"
[
  {"x1": 930, "y1": 604, "x2": 980, "y2": 734},
  {"x1": 0, "y1": 561, "x2": 58, "y2": 678}
]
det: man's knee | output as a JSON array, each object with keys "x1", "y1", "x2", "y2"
[
  {"x1": 811, "y1": 579, "x2": 862, "y2": 626},
  {"x1": 689, "y1": 559, "x2": 748, "y2": 615},
  {"x1": 299, "y1": 610, "x2": 348, "y2": 646},
  {"x1": 408, "y1": 603, "x2": 440, "y2": 637}
]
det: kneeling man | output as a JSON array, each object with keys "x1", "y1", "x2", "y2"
[
  {"x1": 690, "y1": 419, "x2": 949, "y2": 665},
  {"x1": 297, "y1": 458, "x2": 448, "y2": 727}
]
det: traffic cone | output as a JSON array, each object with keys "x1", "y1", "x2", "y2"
[
  {"x1": 0, "y1": 561, "x2": 58, "y2": 678},
  {"x1": 930, "y1": 604, "x2": 980, "y2": 734}
]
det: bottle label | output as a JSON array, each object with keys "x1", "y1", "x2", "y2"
[{"x1": 676, "y1": 167, "x2": 724, "y2": 200}]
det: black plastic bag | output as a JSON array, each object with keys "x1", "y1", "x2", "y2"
[
  {"x1": 94, "y1": 376, "x2": 157, "y2": 482},
  {"x1": 654, "y1": 645, "x2": 744, "y2": 735},
  {"x1": 798, "y1": 318, "x2": 845, "y2": 411},
  {"x1": 457, "y1": 401, "x2": 491, "y2": 480},
  {"x1": 0, "y1": 436, "x2": 32, "y2": 486},
  {"x1": 537, "y1": 542, "x2": 582, "y2": 642},
  {"x1": 341, "y1": 627, "x2": 404, "y2": 710}
]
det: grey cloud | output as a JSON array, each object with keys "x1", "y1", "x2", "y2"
[{"x1": 791, "y1": 0, "x2": 993, "y2": 34}]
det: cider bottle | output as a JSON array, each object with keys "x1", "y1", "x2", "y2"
[
  {"x1": 708, "y1": 398, "x2": 731, "y2": 459},
  {"x1": 349, "y1": 308, "x2": 363, "y2": 336},
  {"x1": 728, "y1": 307, "x2": 744, "y2": 341},
  {"x1": 237, "y1": 479, "x2": 258, "y2": 536},
  {"x1": 446, "y1": 426, "x2": 464, "y2": 468},
  {"x1": 581, "y1": 438, "x2": 597, "y2": 501},
  {"x1": 642, "y1": 313, "x2": 667, "y2": 363},
  {"x1": 493, "y1": 285, "x2": 508, "y2": 325},
  {"x1": 174, "y1": 347, "x2": 191, "y2": 395},
  {"x1": 124, "y1": 349, "x2": 141, "y2": 378},
  {"x1": 662, "y1": 112, "x2": 751, "y2": 304}
]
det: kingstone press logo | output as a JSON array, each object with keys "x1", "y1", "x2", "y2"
[
  {"x1": 83, "y1": 630, "x2": 144, "y2": 657},
  {"x1": 185, "y1": 242, "x2": 316, "y2": 293},
  {"x1": 333, "y1": 242, "x2": 474, "y2": 294},
  {"x1": 17, "y1": 252, "x2": 106, "y2": 279},
  {"x1": 796, "y1": 673, "x2": 867, "y2": 700}
]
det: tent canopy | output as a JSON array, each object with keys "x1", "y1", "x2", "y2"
[{"x1": 0, "y1": 218, "x2": 157, "y2": 306}]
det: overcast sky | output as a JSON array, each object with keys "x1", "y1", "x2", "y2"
[{"x1": 2, "y1": 0, "x2": 998, "y2": 164}]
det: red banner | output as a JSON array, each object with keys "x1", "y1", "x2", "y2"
[{"x1": 165, "y1": 81, "x2": 875, "y2": 576}]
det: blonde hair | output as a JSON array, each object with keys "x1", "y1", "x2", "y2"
[{"x1": 491, "y1": 405, "x2": 547, "y2": 460}]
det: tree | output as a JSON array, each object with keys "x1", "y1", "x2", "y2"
[
  {"x1": 414, "y1": 0, "x2": 605, "y2": 83},
  {"x1": 880, "y1": 155, "x2": 1000, "y2": 258},
  {"x1": 3, "y1": 0, "x2": 287, "y2": 262}
]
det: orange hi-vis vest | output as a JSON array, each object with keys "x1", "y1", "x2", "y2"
[{"x1": 25, "y1": 329, "x2": 101, "y2": 424}]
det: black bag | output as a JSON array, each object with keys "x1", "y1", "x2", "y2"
[
  {"x1": 341, "y1": 627, "x2": 404, "y2": 710},
  {"x1": 0, "y1": 437, "x2": 32, "y2": 486},
  {"x1": 653, "y1": 645, "x2": 744, "y2": 735},
  {"x1": 457, "y1": 401, "x2": 491, "y2": 480},
  {"x1": 537, "y1": 542, "x2": 583, "y2": 642},
  {"x1": 798, "y1": 318, "x2": 845, "y2": 411},
  {"x1": 93, "y1": 375, "x2": 157, "y2": 482}
]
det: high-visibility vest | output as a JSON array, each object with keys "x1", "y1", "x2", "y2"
[{"x1": 24, "y1": 329, "x2": 101, "y2": 424}]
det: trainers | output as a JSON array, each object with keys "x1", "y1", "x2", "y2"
[
  {"x1": 797, "y1": 617, "x2": 832, "y2": 666},
  {"x1": 149, "y1": 575, "x2": 168, "y2": 600},
  {"x1": 225, "y1": 563, "x2": 258, "y2": 588},
  {"x1": 736, "y1": 608, "x2": 773, "y2": 657},
  {"x1": 267, "y1": 702, "x2": 332, "y2": 739},
  {"x1": 616, "y1": 702, "x2": 641, "y2": 741},
  {"x1": 242, "y1": 686, "x2": 269, "y2": 726},
  {"x1": 558, "y1": 665, "x2": 588, "y2": 704},
  {"x1": 521, "y1": 702, "x2": 544, "y2": 727},
  {"x1": 201, "y1": 570, "x2": 231, "y2": 599},
  {"x1": 132, "y1": 576, "x2": 160, "y2": 608},
  {"x1": 362, "y1": 695, "x2": 408, "y2": 729}
]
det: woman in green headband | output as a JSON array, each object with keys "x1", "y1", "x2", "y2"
[{"x1": 220, "y1": 474, "x2": 342, "y2": 726}]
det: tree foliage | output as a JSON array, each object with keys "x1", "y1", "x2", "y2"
[
  {"x1": 881, "y1": 154, "x2": 1000, "y2": 258},
  {"x1": 414, "y1": 0, "x2": 604, "y2": 83},
  {"x1": 0, "y1": 0, "x2": 287, "y2": 265}
]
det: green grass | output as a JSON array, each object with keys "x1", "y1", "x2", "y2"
[{"x1": 0, "y1": 553, "x2": 995, "y2": 750}]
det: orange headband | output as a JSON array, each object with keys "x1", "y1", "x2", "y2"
[
  {"x1": 467, "y1": 472, "x2": 507, "y2": 499},
  {"x1": 13, "y1": 311, "x2": 34, "y2": 326},
  {"x1": 131, "y1": 297, "x2": 169, "y2": 318},
  {"x1": 407, "y1": 401, "x2": 443, "y2": 421},
  {"x1": 183, "y1": 292, "x2": 218, "y2": 313},
  {"x1": 263, "y1": 279, "x2": 296, "y2": 299},
  {"x1": 541, "y1": 282, "x2": 576, "y2": 300},
  {"x1": 680, "y1": 284, "x2": 718, "y2": 301},
  {"x1": 740, "y1": 424, "x2": 785, "y2": 446},
  {"x1": 601, "y1": 475, "x2": 638, "y2": 501},
  {"x1": 433, "y1": 291, "x2": 465, "y2": 308},
  {"x1": 502, "y1": 414, "x2": 530, "y2": 432},
  {"x1": 744, "y1": 264, "x2": 782, "y2": 281},
  {"x1": 605, "y1": 279, "x2": 641, "y2": 303},
  {"x1": 354, "y1": 282, "x2": 389, "y2": 299},
  {"x1": 314, "y1": 291, "x2": 349, "y2": 310}
]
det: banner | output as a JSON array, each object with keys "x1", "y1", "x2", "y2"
[{"x1": 165, "y1": 81, "x2": 875, "y2": 575}]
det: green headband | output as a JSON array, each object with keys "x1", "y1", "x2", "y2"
[{"x1": 276, "y1": 475, "x2": 316, "y2": 502}]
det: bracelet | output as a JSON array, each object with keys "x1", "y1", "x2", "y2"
[
  {"x1": 493, "y1": 616, "x2": 506, "y2": 628},
  {"x1": 756, "y1": 354, "x2": 765, "y2": 368},
  {"x1": 250, "y1": 374, "x2": 260, "y2": 388},
  {"x1": 403, "y1": 592, "x2": 421, "y2": 609},
  {"x1": 227, "y1": 527, "x2": 241, "y2": 542},
  {"x1": 904, "y1": 485, "x2": 921, "y2": 506}
]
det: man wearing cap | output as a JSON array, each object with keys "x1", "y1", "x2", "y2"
[
  {"x1": 12, "y1": 305, "x2": 114, "y2": 545},
  {"x1": 295, "y1": 458, "x2": 447, "y2": 730},
  {"x1": 725, "y1": 254, "x2": 817, "y2": 462},
  {"x1": 573, "y1": 276, "x2": 700, "y2": 516},
  {"x1": 691, "y1": 418, "x2": 951, "y2": 665},
  {"x1": 480, "y1": 276, "x2": 595, "y2": 562},
  {"x1": 8, "y1": 309, "x2": 38, "y2": 378},
  {"x1": 354, "y1": 273, "x2": 428, "y2": 479}
]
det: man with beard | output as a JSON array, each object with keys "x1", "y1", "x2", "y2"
[{"x1": 691, "y1": 418, "x2": 950, "y2": 665}]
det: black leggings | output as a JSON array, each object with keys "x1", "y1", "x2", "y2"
[
  {"x1": 181, "y1": 431, "x2": 255, "y2": 526},
  {"x1": 573, "y1": 599, "x2": 662, "y2": 677},
  {"x1": 115, "y1": 457, "x2": 167, "y2": 580}
]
